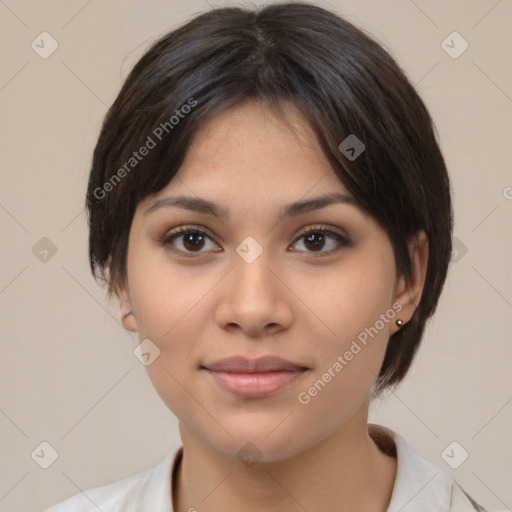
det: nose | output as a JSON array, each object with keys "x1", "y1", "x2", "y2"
[{"x1": 214, "y1": 246, "x2": 293, "y2": 338}]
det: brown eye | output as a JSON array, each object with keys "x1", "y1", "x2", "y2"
[
  {"x1": 291, "y1": 226, "x2": 351, "y2": 256},
  {"x1": 158, "y1": 226, "x2": 220, "y2": 258}
]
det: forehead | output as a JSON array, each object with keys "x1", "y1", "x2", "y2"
[{"x1": 154, "y1": 100, "x2": 348, "y2": 201}]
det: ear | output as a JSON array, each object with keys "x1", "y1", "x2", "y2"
[
  {"x1": 391, "y1": 231, "x2": 429, "y2": 335},
  {"x1": 115, "y1": 281, "x2": 138, "y2": 333}
]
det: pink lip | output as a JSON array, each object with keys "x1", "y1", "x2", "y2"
[
  {"x1": 205, "y1": 369, "x2": 307, "y2": 398},
  {"x1": 201, "y1": 356, "x2": 309, "y2": 398},
  {"x1": 202, "y1": 355, "x2": 308, "y2": 372}
]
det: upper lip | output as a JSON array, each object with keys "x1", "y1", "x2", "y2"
[{"x1": 201, "y1": 356, "x2": 308, "y2": 373}]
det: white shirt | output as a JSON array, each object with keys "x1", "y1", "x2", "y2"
[{"x1": 42, "y1": 424, "x2": 487, "y2": 511}]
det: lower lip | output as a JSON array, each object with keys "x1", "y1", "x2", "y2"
[{"x1": 204, "y1": 369, "x2": 307, "y2": 398}]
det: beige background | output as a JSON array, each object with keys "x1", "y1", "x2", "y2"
[{"x1": 0, "y1": 0, "x2": 511, "y2": 510}]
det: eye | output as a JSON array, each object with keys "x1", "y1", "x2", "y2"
[
  {"x1": 156, "y1": 224, "x2": 351, "y2": 259},
  {"x1": 156, "y1": 225, "x2": 220, "y2": 258},
  {"x1": 290, "y1": 225, "x2": 351, "y2": 256}
]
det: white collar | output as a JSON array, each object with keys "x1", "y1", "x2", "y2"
[
  {"x1": 111, "y1": 424, "x2": 484, "y2": 511},
  {"x1": 377, "y1": 425, "x2": 459, "y2": 511}
]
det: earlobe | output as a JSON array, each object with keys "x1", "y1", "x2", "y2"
[
  {"x1": 392, "y1": 231, "x2": 429, "y2": 333},
  {"x1": 121, "y1": 310, "x2": 138, "y2": 332},
  {"x1": 409, "y1": 230, "x2": 429, "y2": 307},
  {"x1": 116, "y1": 284, "x2": 138, "y2": 333}
]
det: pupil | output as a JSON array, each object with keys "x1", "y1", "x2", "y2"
[
  {"x1": 182, "y1": 232, "x2": 326, "y2": 252},
  {"x1": 185, "y1": 233, "x2": 204, "y2": 250},
  {"x1": 306, "y1": 233, "x2": 324, "y2": 251}
]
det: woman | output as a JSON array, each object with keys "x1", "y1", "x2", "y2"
[{"x1": 43, "y1": 2, "x2": 487, "y2": 511}]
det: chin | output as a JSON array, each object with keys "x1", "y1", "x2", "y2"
[
  {"x1": 213, "y1": 434, "x2": 309, "y2": 464},
  {"x1": 194, "y1": 413, "x2": 321, "y2": 464}
]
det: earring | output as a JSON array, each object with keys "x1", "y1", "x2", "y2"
[
  {"x1": 396, "y1": 319, "x2": 405, "y2": 328},
  {"x1": 123, "y1": 310, "x2": 133, "y2": 318}
]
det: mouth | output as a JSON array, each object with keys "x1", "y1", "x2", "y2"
[{"x1": 200, "y1": 356, "x2": 309, "y2": 399}]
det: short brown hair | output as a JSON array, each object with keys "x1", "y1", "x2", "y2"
[{"x1": 86, "y1": 2, "x2": 453, "y2": 396}]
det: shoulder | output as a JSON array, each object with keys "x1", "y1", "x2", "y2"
[
  {"x1": 369, "y1": 424, "x2": 488, "y2": 512},
  {"x1": 41, "y1": 467, "x2": 154, "y2": 512},
  {"x1": 40, "y1": 449, "x2": 180, "y2": 512},
  {"x1": 450, "y1": 481, "x2": 488, "y2": 511}
]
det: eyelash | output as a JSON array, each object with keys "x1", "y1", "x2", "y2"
[{"x1": 156, "y1": 224, "x2": 351, "y2": 259}]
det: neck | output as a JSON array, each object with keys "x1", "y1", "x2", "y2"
[{"x1": 172, "y1": 410, "x2": 397, "y2": 512}]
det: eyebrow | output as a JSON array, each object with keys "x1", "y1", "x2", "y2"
[{"x1": 144, "y1": 192, "x2": 360, "y2": 221}]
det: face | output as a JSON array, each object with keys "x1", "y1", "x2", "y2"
[{"x1": 119, "y1": 100, "x2": 422, "y2": 462}]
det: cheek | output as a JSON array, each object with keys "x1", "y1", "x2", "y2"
[
  {"x1": 126, "y1": 248, "x2": 212, "y2": 397},
  {"x1": 295, "y1": 285, "x2": 394, "y2": 432},
  {"x1": 300, "y1": 253, "x2": 396, "y2": 349},
  {"x1": 295, "y1": 252, "x2": 395, "y2": 405},
  {"x1": 131, "y1": 284, "x2": 211, "y2": 423},
  {"x1": 128, "y1": 242, "x2": 219, "y2": 340}
]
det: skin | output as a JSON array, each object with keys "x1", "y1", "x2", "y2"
[{"x1": 118, "y1": 100, "x2": 428, "y2": 512}]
